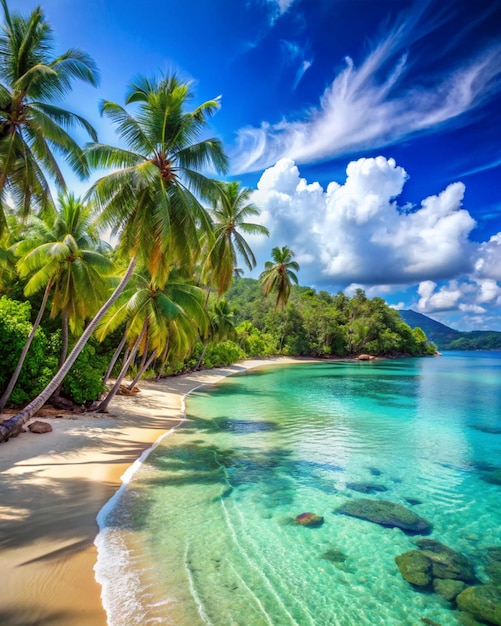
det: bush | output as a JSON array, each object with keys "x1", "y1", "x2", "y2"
[
  {"x1": 62, "y1": 342, "x2": 108, "y2": 404},
  {"x1": 0, "y1": 296, "x2": 57, "y2": 406},
  {"x1": 202, "y1": 341, "x2": 245, "y2": 369}
]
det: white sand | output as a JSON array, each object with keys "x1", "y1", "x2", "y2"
[{"x1": 0, "y1": 358, "x2": 307, "y2": 625}]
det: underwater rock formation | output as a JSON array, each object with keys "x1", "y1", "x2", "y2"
[{"x1": 336, "y1": 499, "x2": 432, "y2": 534}]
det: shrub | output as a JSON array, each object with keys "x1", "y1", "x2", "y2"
[
  {"x1": 62, "y1": 342, "x2": 108, "y2": 404},
  {"x1": 0, "y1": 296, "x2": 57, "y2": 406}
]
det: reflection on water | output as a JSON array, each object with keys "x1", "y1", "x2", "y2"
[{"x1": 96, "y1": 352, "x2": 501, "y2": 625}]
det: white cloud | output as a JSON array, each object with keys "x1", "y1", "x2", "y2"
[
  {"x1": 232, "y1": 6, "x2": 501, "y2": 173},
  {"x1": 275, "y1": 0, "x2": 295, "y2": 14},
  {"x1": 474, "y1": 234, "x2": 501, "y2": 280},
  {"x1": 252, "y1": 156, "x2": 477, "y2": 285},
  {"x1": 248, "y1": 156, "x2": 501, "y2": 328}
]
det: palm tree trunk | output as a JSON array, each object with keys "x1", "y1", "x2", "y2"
[
  {"x1": 130, "y1": 333, "x2": 149, "y2": 389},
  {"x1": 0, "y1": 256, "x2": 137, "y2": 442},
  {"x1": 155, "y1": 341, "x2": 170, "y2": 381},
  {"x1": 196, "y1": 341, "x2": 209, "y2": 370},
  {"x1": 96, "y1": 320, "x2": 147, "y2": 413},
  {"x1": 52, "y1": 310, "x2": 69, "y2": 398},
  {"x1": 102, "y1": 329, "x2": 128, "y2": 386},
  {"x1": 0, "y1": 278, "x2": 53, "y2": 413},
  {"x1": 128, "y1": 349, "x2": 157, "y2": 390}
]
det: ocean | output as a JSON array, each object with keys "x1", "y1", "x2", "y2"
[{"x1": 95, "y1": 351, "x2": 501, "y2": 625}]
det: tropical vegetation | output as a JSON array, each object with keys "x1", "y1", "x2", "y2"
[{"x1": 0, "y1": 1, "x2": 436, "y2": 443}]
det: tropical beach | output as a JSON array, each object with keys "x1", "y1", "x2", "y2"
[
  {"x1": 0, "y1": 358, "x2": 301, "y2": 626},
  {"x1": 1, "y1": 0, "x2": 501, "y2": 624}
]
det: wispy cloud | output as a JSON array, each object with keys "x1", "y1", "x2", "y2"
[
  {"x1": 280, "y1": 40, "x2": 314, "y2": 89},
  {"x1": 232, "y1": 3, "x2": 501, "y2": 173}
]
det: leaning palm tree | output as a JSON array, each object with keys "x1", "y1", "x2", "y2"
[
  {"x1": 204, "y1": 180, "x2": 269, "y2": 295},
  {"x1": 259, "y1": 245, "x2": 300, "y2": 312},
  {"x1": 0, "y1": 0, "x2": 99, "y2": 232},
  {"x1": 0, "y1": 73, "x2": 227, "y2": 440},
  {"x1": 0, "y1": 194, "x2": 113, "y2": 411},
  {"x1": 94, "y1": 267, "x2": 208, "y2": 412}
]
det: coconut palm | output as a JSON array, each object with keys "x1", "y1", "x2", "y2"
[
  {"x1": 0, "y1": 1, "x2": 98, "y2": 232},
  {"x1": 88, "y1": 73, "x2": 227, "y2": 286},
  {"x1": 259, "y1": 246, "x2": 300, "y2": 312},
  {"x1": 196, "y1": 298, "x2": 236, "y2": 369},
  {"x1": 204, "y1": 181, "x2": 269, "y2": 295},
  {"x1": 95, "y1": 268, "x2": 208, "y2": 412},
  {"x1": 0, "y1": 194, "x2": 113, "y2": 411},
  {"x1": 0, "y1": 73, "x2": 226, "y2": 440}
]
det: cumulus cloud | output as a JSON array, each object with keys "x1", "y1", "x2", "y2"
[
  {"x1": 474, "y1": 234, "x2": 501, "y2": 280},
  {"x1": 248, "y1": 155, "x2": 501, "y2": 328},
  {"x1": 232, "y1": 4, "x2": 501, "y2": 173},
  {"x1": 252, "y1": 156, "x2": 477, "y2": 285}
]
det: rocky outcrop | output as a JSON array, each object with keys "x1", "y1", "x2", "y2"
[{"x1": 336, "y1": 498, "x2": 432, "y2": 534}]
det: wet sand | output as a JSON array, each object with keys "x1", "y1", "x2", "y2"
[{"x1": 0, "y1": 358, "x2": 304, "y2": 626}]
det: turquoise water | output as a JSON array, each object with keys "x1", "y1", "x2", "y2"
[{"x1": 95, "y1": 352, "x2": 501, "y2": 625}]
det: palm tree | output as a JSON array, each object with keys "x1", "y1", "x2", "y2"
[
  {"x1": 0, "y1": 73, "x2": 227, "y2": 439},
  {"x1": 94, "y1": 268, "x2": 208, "y2": 412},
  {"x1": 0, "y1": 194, "x2": 113, "y2": 411},
  {"x1": 204, "y1": 181, "x2": 269, "y2": 295},
  {"x1": 0, "y1": 1, "x2": 99, "y2": 232},
  {"x1": 196, "y1": 298, "x2": 236, "y2": 369},
  {"x1": 88, "y1": 73, "x2": 227, "y2": 286},
  {"x1": 259, "y1": 246, "x2": 300, "y2": 312}
]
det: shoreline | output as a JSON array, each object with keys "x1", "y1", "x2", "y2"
[{"x1": 0, "y1": 357, "x2": 308, "y2": 626}]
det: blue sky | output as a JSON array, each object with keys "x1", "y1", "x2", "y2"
[{"x1": 6, "y1": 0, "x2": 501, "y2": 330}]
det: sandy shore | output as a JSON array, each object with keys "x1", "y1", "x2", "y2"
[{"x1": 0, "y1": 357, "x2": 304, "y2": 626}]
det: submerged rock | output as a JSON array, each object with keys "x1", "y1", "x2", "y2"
[
  {"x1": 396, "y1": 538, "x2": 475, "y2": 594},
  {"x1": 415, "y1": 539, "x2": 476, "y2": 582},
  {"x1": 405, "y1": 497, "x2": 423, "y2": 506},
  {"x1": 346, "y1": 482, "x2": 388, "y2": 494},
  {"x1": 395, "y1": 550, "x2": 432, "y2": 586},
  {"x1": 336, "y1": 499, "x2": 432, "y2": 534},
  {"x1": 295, "y1": 512, "x2": 324, "y2": 527},
  {"x1": 455, "y1": 611, "x2": 484, "y2": 626},
  {"x1": 456, "y1": 585, "x2": 501, "y2": 625},
  {"x1": 433, "y1": 578, "x2": 467, "y2": 601},
  {"x1": 481, "y1": 469, "x2": 501, "y2": 485},
  {"x1": 485, "y1": 560, "x2": 501, "y2": 585},
  {"x1": 486, "y1": 547, "x2": 501, "y2": 562},
  {"x1": 320, "y1": 548, "x2": 347, "y2": 563}
]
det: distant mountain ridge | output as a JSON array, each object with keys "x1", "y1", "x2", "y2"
[{"x1": 399, "y1": 310, "x2": 501, "y2": 350}]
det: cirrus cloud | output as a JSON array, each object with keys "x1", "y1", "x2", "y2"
[{"x1": 232, "y1": 3, "x2": 501, "y2": 173}]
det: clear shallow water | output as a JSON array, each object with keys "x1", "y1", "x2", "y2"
[{"x1": 95, "y1": 352, "x2": 501, "y2": 625}]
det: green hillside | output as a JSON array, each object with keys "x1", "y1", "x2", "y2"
[{"x1": 399, "y1": 310, "x2": 501, "y2": 350}]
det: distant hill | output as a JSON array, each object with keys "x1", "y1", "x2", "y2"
[{"x1": 399, "y1": 310, "x2": 501, "y2": 350}]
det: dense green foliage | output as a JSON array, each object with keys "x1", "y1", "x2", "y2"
[
  {"x1": 0, "y1": 296, "x2": 55, "y2": 405},
  {"x1": 223, "y1": 279, "x2": 435, "y2": 358},
  {"x1": 0, "y1": 296, "x2": 108, "y2": 407}
]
